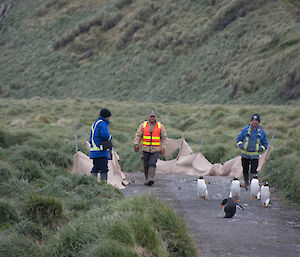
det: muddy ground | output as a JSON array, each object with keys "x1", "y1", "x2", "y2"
[{"x1": 123, "y1": 172, "x2": 300, "y2": 257}]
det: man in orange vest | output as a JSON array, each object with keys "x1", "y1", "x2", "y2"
[{"x1": 134, "y1": 110, "x2": 167, "y2": 186}]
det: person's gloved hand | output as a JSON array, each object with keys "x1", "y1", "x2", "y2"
[
  {"x1": 134, "y1": 144, "x2": 139, "y2": 152},
  {"x1": 160, "y1": 148, "x2": 165, "y2": 154},
  {"x1": 237, "y1": 142, "x2": 243, "y2": 149}
]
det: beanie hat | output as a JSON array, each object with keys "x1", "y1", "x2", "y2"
[
  {"x1": 100, "y1": 108, "x2": 111, "y2": 118},
  {"x1": 149, "y1": 110, "x2": 157, "y2": 116},
  {"x1": 251, "y1": 113, "x2": 260, "y2": 123}
]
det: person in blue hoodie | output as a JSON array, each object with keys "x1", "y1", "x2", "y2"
[
  {"x1": 89, "y1": 108, "x2": 113, "y2": 182},
  {"x1": 236, "y1": 114, "x2": 268, "y2": 187}
]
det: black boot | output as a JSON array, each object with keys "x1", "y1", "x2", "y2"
[
  {"x1": 100, "y1": 172, "x2": 108, "y2": 183},
  {"x1": 147, "y1": 167, "x2": 156, "y2": 186}
]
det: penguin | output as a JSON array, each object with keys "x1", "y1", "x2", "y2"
[
  {"x1": 260, "y1": 182, "x2": 270, "y2": 207},
  {"x1": 250, "y1": 175, "x2": 260, "y2": 200},
  {"x1": 221, "y1": 198, "x2": 244, "y2": 218},
  {"x1": 229, "y1": 177, "x2": 241, "y2": 202},
  {"x1": 196, "y1": 176, "x2": 210, "y2": 200}
]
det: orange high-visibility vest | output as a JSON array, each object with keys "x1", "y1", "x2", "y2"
[{"x1": 142, "y1": 121, "x2": 162, "y2": 146}]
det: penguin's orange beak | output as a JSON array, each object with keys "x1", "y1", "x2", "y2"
[{"x1": 222, "y1": 206, "x2": 224, "y2": 210}]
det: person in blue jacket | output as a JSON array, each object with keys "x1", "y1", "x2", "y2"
[
  {"x1": 89, "y1": 108, "x2": 113, "y2": 182},
  {"x1": 236, "y1": 113, "x2": 268, "y2": 187}
]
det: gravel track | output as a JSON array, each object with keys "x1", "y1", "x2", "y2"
[{"x1": 123, "y1": 172, "x2": 300, "y2": 257}]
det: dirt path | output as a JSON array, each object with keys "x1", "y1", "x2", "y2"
[{"x1": 123, "y1": 172, "x2": 300, "y2": 257}]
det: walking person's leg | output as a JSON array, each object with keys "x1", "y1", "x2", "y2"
[
  {"x1": 91, "y1": 158, "x2": 100, "y2": 178},
  {"x1": 249, "y1": 159, "x2": 259, "y2": 180},
  {"x1": 143, "y1": 151, "x2": 150, "y2": 181},
  {"x1": 241, "y1": 157, "x2": 250, "y2": 187},
  {"x1": 147, "y1": 152, "x2": 160, "y2": 186},
  {"x1": 98, "y1": 157, "x2": 109, "y2": 182}
]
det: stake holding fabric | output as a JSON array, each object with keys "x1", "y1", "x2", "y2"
[
  {"x1": 199, "y1": 133, "x2": 205, "y2": 152},
  {"x1": 269, "y1": 129, "x2": 276, "y2": 146},
  {"x1": 75, "y1": 124, "x2": 78, "y2": 153},
  {"x1": 82, "y1": 123, "x2": 87, "y2": 142}
]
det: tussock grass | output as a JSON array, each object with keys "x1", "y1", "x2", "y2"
[
  {"x1": 0, "y1": 178, "x2": 34, "y2": 198},
  {"x1": 0, "y1": 161, "x2": 15, "y2": 181},
  {"x1": 0, "y1": 202, "x2": 20, "y2": 230},
  {"x1": 0, "y1": 0, "x2": 299, "y2": 103},
  {"x1": 0, "y1": 233, "x2": 42, "y2": 257},
  {"x1": 16, "y1": 160, "x2": 45, "y2": 182},
  {"x1": 14, "y1": 220, "x2": 43, "y2": 241},
  {"x1": 0, "y1": 98, "x2": 299, "y2": 255},
  {"x1": 46, "y1": 196, "x2": 196, "y2": 257},
  {"x1": 82, "y1": 239, "x2": 139, "y2": 257},
  {"x1": 24, "y1": 193, "x2": 63, "y2": 227},
  {"x1": 264, "y1": 153, "x2": 300, "y2": 202}
]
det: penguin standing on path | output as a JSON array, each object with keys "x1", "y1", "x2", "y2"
[
  {"x1": 260, "y1": 182, "x2": 271, "y2": 207},
  {"x1": 221, "y1": 198, "x2": 244, "y2": 218},
  {"x1": 229, "y1": 177, "x2": 241, "y2": 202},
  {"x1": 197, "y1": 176, "x2": 210, "y2": 200},
  {"x1": 250, "y1": 175, "x2": 260, "y2": 200}
]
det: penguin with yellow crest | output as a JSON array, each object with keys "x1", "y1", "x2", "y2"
[
  {"x1": 260, "y1": 182, "x2": 271, "y2": 207},
  {"x1": 229, "y1": 177, "x2": 241, "y2": 202},
  {"x1": 196, "y1": 176, "x2": 210, "y2": 200},
  {"x1": 250, "y1": 175, "x2": 260, "y2": 200}
]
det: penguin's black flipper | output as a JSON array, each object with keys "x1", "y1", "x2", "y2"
[
  {"x1": 236, "y1": 202, "x2": 244, "y2": 211},
  {"x1": 221, "y1": 198, "x2": 228, "y2": 206}
]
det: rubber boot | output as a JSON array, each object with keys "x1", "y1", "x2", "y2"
[
  {"x1": 144, "y1": 167, "x2": 149, "y2": 185},
  {"x1": 91, "y1": 172, "x2": 98, "y2": 178},
  {"x1": 100, "y1": 172, "x2": 108, "y2": 183},
  {"x1": 147, "y1": 166, "x2": 156, "y2": 186}
]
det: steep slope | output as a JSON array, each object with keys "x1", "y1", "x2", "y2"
[{"x1": 0, "y1": 0, "x2": 299, "y2": 103}]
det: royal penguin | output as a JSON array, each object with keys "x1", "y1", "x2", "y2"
[
  {"x1": 260, "y1": 182, "x2": 270, "y2": 207},
  {"x1": 250, "y1": 175, "x2": 260, "y2": 200},
  {"x1": 221, "y1": 198, "x2": 244, "y2": 218},
  {"x1": 196, "y1": 176, "x2": 210, "y2": 200},
  {"x1": 229, "y1": 177, "x2": 241, "y2": 202}
]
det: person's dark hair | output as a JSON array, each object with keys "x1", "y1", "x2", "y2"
[{"x1": 100, "y1": 108, "x2": 111, "y2": 118}]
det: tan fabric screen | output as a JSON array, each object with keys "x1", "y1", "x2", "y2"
[
  {"x1": 157, "y1": 137, "x2": 272, "y2": 178},
  {"x1": 71, "y1": 147, "x2": 128, "y2": 189}
]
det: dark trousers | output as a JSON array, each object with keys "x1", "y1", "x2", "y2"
[
  {"x1": 143, "y1": 151, "x2": 159, "y2": 169},
  {"x1": 241, "y1": 157, "x2": 258, "y2": 185},
  {"x1": 91, "y1": 157, "x2": 108, "y2": 181}
]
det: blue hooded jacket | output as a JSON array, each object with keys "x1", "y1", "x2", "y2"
[
  {"x1": 89, "y1": 116, "x2": 112, "y2": 159},
  {"x1": 236, "y1": 124, "x2": 268, "y2": 159}
]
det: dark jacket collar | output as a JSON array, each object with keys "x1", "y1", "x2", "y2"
[{"x1": 98, "y1": 116, "x2": 110, "y2": 125}]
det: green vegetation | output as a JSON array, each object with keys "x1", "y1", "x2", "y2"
[
  {"x1": 1, "y1": 98, "x2": 299, "y2": 202},
  {"x1": 1, "y1": 0, "x2": 300, "y2": 254},
  {"x1": 45, "y1": 196, "x2": 197, "y2": 257},
  {"x1": 0, "y1": 98, "x2": 199, "y2": 256},
  {"x1": 0, "y1": 97, "x2": 299, "y2": 254},
  {"x1": 0, "y1": 0, "x2": 299, "y2": 103}
]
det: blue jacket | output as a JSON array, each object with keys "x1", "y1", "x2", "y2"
[
  {"x1": 236, "y1": 124, "x2": 268, "y2": 159},
  {"x1": 89, "y1": 116, "x2": 112, "y2": 159}
]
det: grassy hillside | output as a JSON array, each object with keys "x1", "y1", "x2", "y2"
[
  {"x1": 0, "y1": 0, "x2": 299, "y2": 103},
  {"x1": 0, "y1": 98, "x2": 299, "y2": 201}
]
